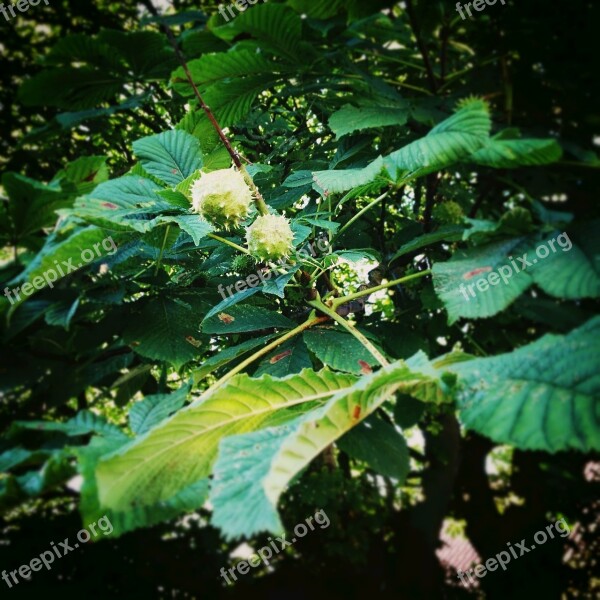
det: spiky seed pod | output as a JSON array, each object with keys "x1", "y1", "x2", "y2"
[
  {"x1": 246, "y1": 214, "x2": 294, "y2": 261},
  {"x1": 433, "y1": 201, "x2": 464, "y2": 225},
  {"x1": 190, "y1": 168, "x2": 253, "y2": 229},
  {"x1": 231, "y1": 254, "x2": 257, "y2": 275}
]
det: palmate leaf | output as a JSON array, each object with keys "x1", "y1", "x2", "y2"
[
  {"x1": 203, "y1": 75, "x2": 280, "y2": 128},
  {"x1": 7, "y1": 225, "x2": 120, "y2": 311},
  {"x1": 18, "y1": 67, "x2": 126, "y2": 110},
  {"x1": 123, "y1": 294, "x2": 211, "y2": 368},
  {"x1": 303, "y1": 329, "x2": 382, "y2": 374},
  {"x1": 71, "y1": 175, "x2": 172, "y2": 233},
  {"x1": 193, "y1": 334, "x2": 278, "y2": 382},
  {"x1": 433, "y1": 224, "x2": 600, "y2": 323},
  {"x1": 313, "y1": 157, "x2": 386, "y2": 194},
  {"x1": 383, "y1": 98, "x2": 491, "y2": 180},
  {"x1": 132, "y1": 130, "x2": 203, "y2": 187},
  {"x1": 328, "y1": 104, "x2": 410, "y2": 139},
  {"x1": 95, "y1": 369, "x2": 358, "y2": 511},
  {"x1": 469, "y1": 135, "x2": 563, "y2": 168},
  {"x1": 209, "y1": 354, "x2": 454, "y2": 539},
  {"x1": 77, "y1": 436, "x2": 209, "y2": 539},
  {"x1": 172, "y1": 50, "x2": 284, "y2": 95},
  {"x1": 313, "y1": 99, "x2": 491, "y2": 193},
  {"x1": 389, "y1": 225, "x2": 465, "y2": 263},
  {"x1": 157, "y1": 215, "x2": 213, "y2": 246},
  {"x1": 451, "y1": 317, "x2": 600, "y2": 452},
  {"x1": 214, "y1": 4, "x2": 302, "y2": 61},
  {"x1": 1, "y1": 173, "x2": 73, "y2": 240},
  {"x1": 129, "y1": 382, "x2": 192, "y2": 436},
  {"x1": 337, "y1": 415, "x2": 410, "y2": 481},
  {"x1": 201, "y1": 305, "x2": 295, "y2": 334},
  {"x1": 254, "y1": 337, "x2": 312, "y2": 377}
]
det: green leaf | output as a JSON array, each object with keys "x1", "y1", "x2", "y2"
[
  {"x1": 313, "y1": 99, "x2": 491, "y2": 194},
  {"x1": 2, "y1": 172, "x2": 74, "y2": 240},
  {"x1": 215, "y1": 4, "x2": 302, "y2": 61},
  {"x1": 529, "y1": 222, "x2": 600, "y2": 299},
  {"x1": 389, "y1": 225, "x2": 464, "y2": 263},
  {"x1": 203, "y1": 75, "x2": 279, "y2": 128},
  {"x1": 129, "y1": 382, "x2": 191, "y2": 435},
  {"x1": 209, "y1": 354, "x2": 454, "y2": 539},
  {"x1": 469, "y1": 136, "x2": 562, "y2": 168},
  {"x1": 44, "y1": 298, "x2": 81, "y2": 330},
  {"x1": 172, "y1": 50, "x2": 284, "y2": 94},
  {"x1": 132, "y1": 130, "x2": 203, "y2": 187},
  {"x1": 202, "y1": 305, "x2": 295, "y2": 334},
  {"x1": 9, "y1": 226, "x2": 118, "y2": 309},
  {"x1": 158, "y1": 215, "x2": 213, "y2": 245},
  {"x1": 18, "y1": 67, "x2": 125, "y2": 110},
  {"x1": 303, "y1": 329, "x2": 382, "y2": 374},
  {"x1": 394, "y1": 394, "x2": 427, "y2": 428},
  {"x1": 384, "y1": 98, "x2": 491, "y2": 180},
  {"x1": 433, "y1": 226, "x2": 600, "y2": 323},
  {"x1": 96, "y1": 369, "x2": 358, "y2": 511},
  {"x1": 193, "y1": 334, "x2": 278, "y2": 382},
  {"x1": 462, "y1": 208, "x2": 536, "y2": 245},
  {"x1": 329, "y1": 104, "x2": 409, "y2": 139},
  {"x1": 202, "y1": 287, "x2": 263, "y2": 322},
  {"x1": 71, "y1": 175, "x2": 170, "y2": 233},
  {"x1": 451, "y1": 317, "x2": 600, "y2": 452},
  {"x1": 313, "y1": 157, "x2": 385, "y2": 194},
  {"x1": 254, "y1": 337, "x2": 312, "y2": 377},
  {"x1": 9, "y1": 410, "x2": 126, "y2": 441},
  {"x1": 0, "y1": 447, "x2": 42, "y2": 472},
  {"x1": 77, "y1": 437, "x2": 208, "y2": 538},
  {"x1": 123, "y1": 295, "x2": 209, "y2": 368},
  {"x1": 337, "y1": 415, "x2": 409, "y2": 480}
]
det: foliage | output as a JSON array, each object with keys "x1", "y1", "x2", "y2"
[{"x1": 1, "y1": 0, "x2": 598, "y2": 597}]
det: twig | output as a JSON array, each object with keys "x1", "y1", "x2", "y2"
[
  {"x1": 146, "y1": 0, "x2": 270, "y2": 216},
  {"x1": 207, "y1": 314, "x2": 329, "y2": 391},
  {"x1": 309, "y1": 298, "x2": 389, "y2": 367},
  {"x1": 405, "y1": 0, "x2": 438, "y2": 93}
]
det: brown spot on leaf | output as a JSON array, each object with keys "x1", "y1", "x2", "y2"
[
  {"x1": 358, "y1": 360, "x2": 372, "y2": 375},
  {"x1": 218, "y1": 312, "x2": 235, "y2": 324},
  {"x1": 186, "y1": 336, "x2": 201, "y2": 348},
  {"x1": 463, "y1": 267, "x2": 492, "y2": 280},
  {"x1": 352, "y1": 405, "x2": 361, "y2": 420},
  {"x1": 270, "y1": 350, "x2": 292, "y2": 364},
  {"x1": 101, "y1": 202, "x2": 118, "y2": 209}
]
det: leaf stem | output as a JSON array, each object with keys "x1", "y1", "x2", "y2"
[
  {"x1": 332, "y1": 270, "x2": 432, "y2": 308},
  {"x1": 333, "y1": 191, "x2": 389, "y2": 242},
  {"x1": 207, "y1": 232, "x2": 250, "y2": 255},
  {"x1": 207, "y1": 314, "x2": 328, "y2": 391},
  {"x1": 308, "y1": 299, "x2": 389, "y2": 367},
  {"x1": 155, "y1": 225, "x2": 171, "y2": 275},
  {"x1": 158, "y1": 10, "x2": 269, "y2": 216}
]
